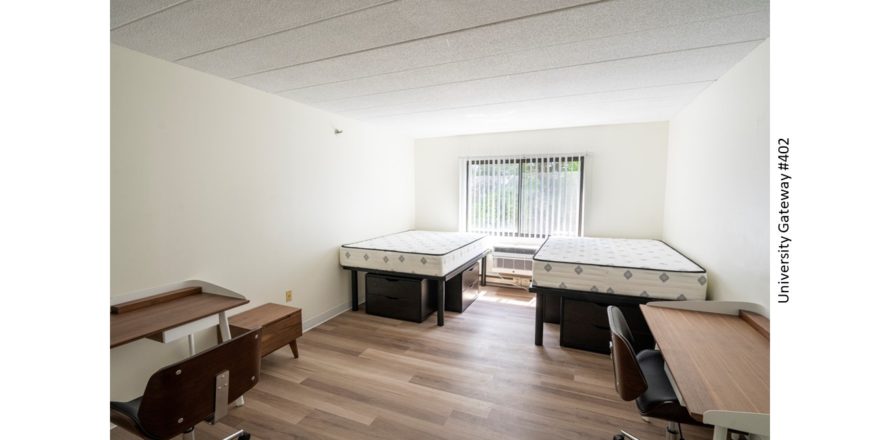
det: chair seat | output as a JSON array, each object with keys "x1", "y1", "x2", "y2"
[
  {"x1": 111, "y1": 397, "x2": 142, "y2": 421},
  {"x1": 112, "y1": 396, "x2": 199, "y2": 440},
  {"x1": 634, "y1": 349, "x2": 701, "y2": 425},
  {"x1": 111, "y1": 397, "x2": 157, "y2": 439}
]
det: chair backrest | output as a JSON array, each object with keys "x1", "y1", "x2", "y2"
[
  {"x1": 137, "y1": 329, "x2": 262, "y2": 439},
  {"x1": 607, "y1": 306, "x2": 647, "y2": 401}
]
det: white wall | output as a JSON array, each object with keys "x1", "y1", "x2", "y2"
[
  {"x1": 111, "y1": 45, "x2": 414, "y2": 399},
  {"x1": 664, "y1": 40, "x2": 769, "y2": 308},
  {"x1": 413, "y1": 123, "x2": 669, "y2": 239}
]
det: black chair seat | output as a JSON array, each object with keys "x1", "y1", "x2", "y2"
[
  {"x1": 110, "y1": 397, "x2": 161, "y2": 439},
  {"x1": 634, "y1": 349, "x2": 701, "y2": 425},
  {"x1": 111, "y1": 397, "x2": 142, "y2": 422},
  {"x1": 110, "y1": 396, "x2": 208, "y2": 439}
]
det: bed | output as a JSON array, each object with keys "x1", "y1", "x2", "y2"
[
  {"x1": 530, "y1": 236, "x2": 707, "y2": 351},
  {"x1": 340, "y1": 230, "x2": 492, "y2": 326}
]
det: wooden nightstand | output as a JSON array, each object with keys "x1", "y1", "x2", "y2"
[{"x1": 228, "y1": 303, "x2": 302, "y2": 358}]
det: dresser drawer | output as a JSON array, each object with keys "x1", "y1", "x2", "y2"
[
  {"x1": 366, "y1": 274, "x2": 434, "y2": 322},
  {"x1": 560, "y1": 297, "x2": 656, "y2": 354},
  {"x1": 560, "y1": 299, "x2": 611, "y2": 353},
  {"x1": 260, "y1": 313, "x2": 302, "y2": 356},
  {"x1": 444, "y1": 262, "x2": 481, "y2": 313},
  {"x1": 228, "y1": 303, "x2": 302, "y2": 359},
  {"x1": 462, "y1": 262, "x2": 480, "y2": 289}
]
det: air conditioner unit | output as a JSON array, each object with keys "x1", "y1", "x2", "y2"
[
  {"x1": 492, "y1": 255, "x2": 534, "y2": 277},
  {"x1": 491, "y1": 244, "x2": 538, "y2": 277}
]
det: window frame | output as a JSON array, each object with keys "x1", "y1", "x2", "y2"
[{"x1": 463, "y1": 154, "x2": 585, "y2": 238}]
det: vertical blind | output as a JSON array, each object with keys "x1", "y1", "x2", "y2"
[{"x1": 466, "y1": 154, "x2": 584, "y2": 238}]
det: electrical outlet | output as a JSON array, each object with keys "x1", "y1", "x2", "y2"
[{"x1": 285, "y1": 290, "x2": 293, "y2": 302}]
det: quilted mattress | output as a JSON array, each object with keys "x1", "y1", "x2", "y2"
[
  {"x1": 532, "y1": 237, "x2": 707, "y2": 300},
  {"x1": 341, "y1": 230, "x2": 490, "y2": 278}
]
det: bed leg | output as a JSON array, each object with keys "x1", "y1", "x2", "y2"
[
  {"x1": 480, "y1": 256, "x2": 488, "y2": 286},
  {"x1": 351, "y1": 270, "x2": 359, "y2": 311},
  {"x1": 535, "y1": 291, "x2": 544, "y2": 345},
  {"x1": 437, "y1": 280, "x2": 445, "y2": 326}
]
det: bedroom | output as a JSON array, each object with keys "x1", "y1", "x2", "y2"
[
  {"x1": 1, "y1": 1, "x2": 875, "y2": 439},
  {"x1": 108, "y1": 1, "x2": 767, "y2": 434}
]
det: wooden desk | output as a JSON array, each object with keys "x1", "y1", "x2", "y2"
[
  {"x1": 641, "y1": 302, "x2": 769, "y2": 438},
  {"x1": 111, "y1": 283, "x2": 248, "y2": 348},
  {"x1": 111, "y1": 280, "x2": 251, "y2": 407}
]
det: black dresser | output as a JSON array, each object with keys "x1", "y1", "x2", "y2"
[{"x1": 365, "y1": 262, "x2": 482, "y2": 322}]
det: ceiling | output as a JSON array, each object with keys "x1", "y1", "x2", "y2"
[{"x1": 111, "y1": 0, "x2": 769, "y2": 138}]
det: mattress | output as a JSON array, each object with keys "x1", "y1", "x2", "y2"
[
  {"x1": 532, "y1": 237, "x2": 707, "y2": 300},
  {"x1": 340, "y1": 230, "x2": 490, "y2": 277}
]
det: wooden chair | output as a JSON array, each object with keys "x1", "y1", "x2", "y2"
[
  {"x1": 111, "y1": 329, "x2": 262, "y2": 440},
  {"x1": 607, "y1": 306, "x2": 702, "y2": 440}
]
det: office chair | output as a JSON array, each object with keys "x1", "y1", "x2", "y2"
[
  {"x1": 607, "y1": 306, "x2": 702, "y2": 440},
  {"x1": 111, "y1": 329, "x2": 262, "y2": 440}
]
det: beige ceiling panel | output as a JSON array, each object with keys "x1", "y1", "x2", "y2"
[
  {"x1": 284, "y1": 12, "x2": 767, "y2": 103},
  {"x1": 110, "y1": 0, "x2": 769, "y2": 137},
  {"x1": 236, "y1": 0, "x2": 768, "y2": 93},
  {"x1": 111, "y1": 0, "x2": 396, "y2": 60},
  {"x1": 175, "y1": 0, "x2": 602, "y2": 78},
  {"x1": 111, "y1": 0, "x2": 187, "y2": 29},
  {"x1": 315, "y1": 42, "x2": 758, "y2": 117}
]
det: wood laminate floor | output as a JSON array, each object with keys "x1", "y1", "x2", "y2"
[{"x1": 112, "y1": 285, "x2": 713, "y2": 440}]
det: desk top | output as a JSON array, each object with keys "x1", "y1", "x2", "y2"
[
  {"x1": 111, "y1": 288, "x2": 248, "y2": 348},
  {"x1": 640, "y1": 304, "x2": 770, "y2": 422}
]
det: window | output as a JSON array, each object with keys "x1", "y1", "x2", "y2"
[{"x1": 464, "y1": 154, "x2": 584, "y2": 238}]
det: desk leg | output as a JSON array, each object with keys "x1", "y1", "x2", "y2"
[
  {"x1": 218, "y1": 312, "x2": 245, "y2": 407},
  {"x1": 712, "y1": 426, "x2": 728, "y2": 440},
  {"x1": 480, "y1": 256, "x2": 487, "y2": 286},
  {"x1": 351, "y1": 270, "x2": 359, "y2": 311},
  {"x1": 535, "y1": 291, "x2": 544, "y2": 346},
  {"x1": 437, "y1": 280, "x2": 445, "y2": 326},
  {"x1": 219, "y1": 311, "x2": 232, "y2": 341},
  {"x1": 187, "y1": 334, "x2": 196, "y2": 356}
]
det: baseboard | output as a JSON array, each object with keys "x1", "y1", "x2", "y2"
[{"x1": 303, "y1": 299, "x2": 364, "y2": 332}]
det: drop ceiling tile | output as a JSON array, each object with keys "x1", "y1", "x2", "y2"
[
  {"x1": 111, "y1": 0, "x2": 186, "y2": 29},
  {"x1": 311, "y1": 41, "x2": 758, "y2": 117},
  {"x1": 175, "y1": 0, "x2": 600, "y2": 78},
  {"x1": 283, "y1": 11, "x2": 767, "y2": 103},
  {"x1": 236, "y1": 0, "x2": 768, "y2": 93},
  {"x1": 110, "y1": 0, "x2": 769, "y2": 137},
  {"x1": 111, "y1": 0, "x2": 395, "y2": 60}
]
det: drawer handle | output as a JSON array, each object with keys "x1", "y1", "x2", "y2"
[
  {"x1": 384, "y1": 296, "x2": 400, "y2": 300},
  {"x1": 384, "y1": 278, "x2": 399, "y2": 282}
]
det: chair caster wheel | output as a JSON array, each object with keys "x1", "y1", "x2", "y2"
[
  {"x1": 613, "y1": 435, "x2": 625, "y2": 440},
  {"x1": 238, "y1": 432, "x2": 251, "y2": 440}
]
